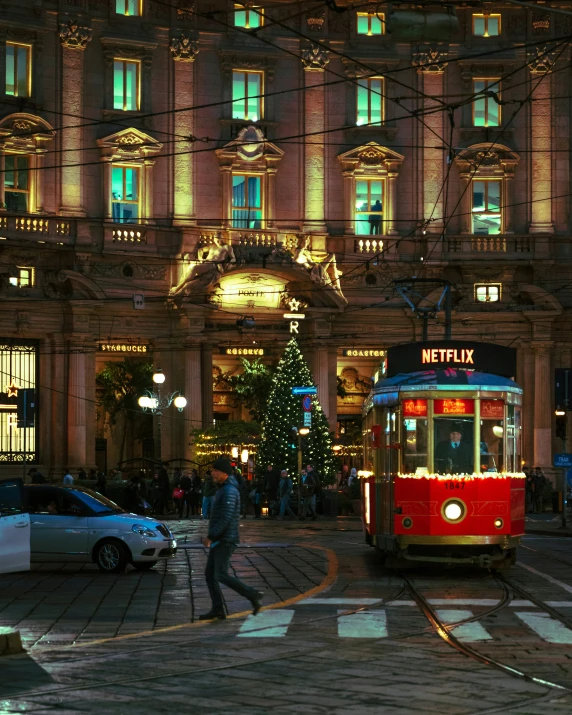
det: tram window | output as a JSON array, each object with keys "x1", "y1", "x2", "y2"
[
  {"x1": 507, "y1": 406, "x2": 521, "y2": 472},
  {"x1": 480, "y1": 420, "x2": 504, "y2": 472},
  {"x1": 434, "y1": 419, "x2": 474, "y2": 474},
  {"x1": 402, "y1": 418, "x2": 428, "y2": 474}
]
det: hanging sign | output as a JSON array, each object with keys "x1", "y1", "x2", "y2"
[
  {"x1": 304, "y1": 411, "x2": 312, "y2": 427},
  {"x1": 434, "y1": 398, "x2": 474, "y2": 415},
  {"x1": 221, "y1": 347, "x2": 265, "y2": 356},
  {"x1": 481, "y1": 400, "x2": 504, "y2": 419},
  {"x1": 402, "y1": 399, "x2": 428, "y2": 417}
]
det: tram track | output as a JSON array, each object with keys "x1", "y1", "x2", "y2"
[{"x1": 521, "y1": 542, "x2": 572, "y2": 570}]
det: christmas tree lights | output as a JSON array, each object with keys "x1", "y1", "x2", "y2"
[{"x1": 257, "y1": 338, "x2": 335, "y2": 483}]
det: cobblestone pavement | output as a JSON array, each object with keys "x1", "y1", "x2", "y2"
[{"x1": 1, "y1": 518, "x2": 572, "y2": 714}]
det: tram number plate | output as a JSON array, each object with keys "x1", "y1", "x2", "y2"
[{"x1": 444, "y1": 481, "x2": 465, "y2": 490}]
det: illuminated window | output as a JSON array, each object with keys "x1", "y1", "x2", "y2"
[
  {"x1": 473, "y1": 79, "x2": 500, "y2": 127},
  {"x1": 475, "y1": 284, "x2": 500, "y2": 303},
  {"x1": 355, "y1": 179, "x2": 383, "y2": 236},
  {"x1": 357, "y1": 12, "x2": 384, "y2": 35},
  {"x1": 473, "y1": 13, "x2": 500, "y2": 37},
  {"x1": 4, "y1": 155, "x2": 29, "y2": 212},
  {"x1": 113, "y1": 60, "x2": 140, "y2": 111},
  {"x1": 111, "y1": 166, "x2": 139, "y2": 223},
  {"x1": 116, "y1": 0, "x2": 142, "y2": 16},
  {"x1": 232, "y1": 70, "x2": 262, "y2": 121},
  {"x1": 357, "y1": 77, "x2": 383, "y2": 126},
  {"x1": 472, "y1": 180, "x2": 501, "y2": 235},
  {"x1": 5, "y1": 43, "x2": 31, "y2": 97},
  {"x1": 232, "y1": 175, "x2": 262, "y2": 228},
  {"x1": 9, "y1": 267, "x2": 34, "y2": 287},
  {"x1": 235, "y1": 4, "x2": 263, "y2": 28}
]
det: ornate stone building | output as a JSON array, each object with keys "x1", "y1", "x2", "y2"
[{"x1": 0, "y1": 1, "x2": 570, "y2": 476}]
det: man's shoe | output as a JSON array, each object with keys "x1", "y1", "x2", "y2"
[
  {"x1": 250, "y1": 591, "x2": 264, "y2": 616},
  {"x1": 198, "y1": 611, "x2": 226, "y2": 621}
]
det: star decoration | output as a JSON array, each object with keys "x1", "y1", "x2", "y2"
[
  {"x1": 5, "y1": 380, "x2": 19, "y2": 397},
  {"x1": 288, "y1": 297, "x2": 301, "y2": 312}
]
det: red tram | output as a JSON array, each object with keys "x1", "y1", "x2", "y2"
[{"x1": 361, "y1": 341, "x2": 525, "y2": 568}]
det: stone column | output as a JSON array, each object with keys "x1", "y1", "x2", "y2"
[
  {"x1": 84, "y1": 348, "x2": 96, "y2": 467},
  {"x1": 301, "y1": 45, "x2": 329, "y2": 233},
  {"x1": 58, "y1": 19, "x2": 92, "y2": 216},
  {"x1": 201, "y1": 344, "x2": 213, "y2": 428},
  {"x1": 528, "y1": 47, "x2": 556, "y2": 234},
  {"x1": 170, "y1": 34, "x2": 199, "y2": 226},
  {"x1": 67, "y1": 345, "x2": 87, "y2": 468},
  {"x1": 386, "y1": 166, "x2": 399, "y2": 236},
  {"x1": 309, "y1": 346, "x2": 336, "y2": 427},
  {"x1": 184, "y1": 342, "x2": 203, "y2": 460},
  {"x1": 412, "y1": 45, "x2": 448, "y2": 234},
  {"x1": 522, "y1": 348, "x2": 535, "y2": 467},
  {"x1": 533, "y1": 343, "x2": 553, "y2": 469}
]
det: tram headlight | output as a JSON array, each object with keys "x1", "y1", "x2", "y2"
[
  {"x1": 494, "y1": 518, "x2": 504, "y2": 529},
  {"x1": 441, "y1": 499, "x2": 466, "y2": 524},
  {"x1": 402, "y1": 517, "x2": 413, "y2": 529}
]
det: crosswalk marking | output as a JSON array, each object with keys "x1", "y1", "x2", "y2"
[
  {"x1": 514, "y1": 611, "x2": 572, "y2": 644},
  {"x1": 237, "y1": 609, "x2": 295, "y2": 638},
  {"x1": 518, "y1": 562, "x2": 572, "y2": 595},
  {"x1": 435, "y1": 609, "x2": 493, "y2": 642},
  {"x1": 337, "y1": 610, "x2": 388, "y2": 638},
  {"x1": 299, "y1": 598, "x2": 381, "y2": 605}
]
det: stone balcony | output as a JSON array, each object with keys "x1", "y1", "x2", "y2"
[
  {"x1": 443, "y1": 235, "x2": 547, "y2": 259},
  {"x1": 0, "y1": 213, "x2": 75, "y2": 244}
]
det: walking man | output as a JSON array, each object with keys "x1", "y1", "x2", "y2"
[
  {"x1": 200, "y1": 456, "x2": 264, "y2": 620},
  {"x1": 300, "y1": 467, "x2": 317, "y2": 520},
  {"x1": 277, "y1": 470, "x2": 295, "y2": 519}
]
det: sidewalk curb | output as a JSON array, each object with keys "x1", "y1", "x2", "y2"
[
  {"x1": 526, "y1": 528, "x2": 572, "y2": 537},
  {"x1": 0, "y1": 628, "x2": 24, "y2": 656}
]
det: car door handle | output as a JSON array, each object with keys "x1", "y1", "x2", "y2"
[{"x1": 15, "y1": 523, "x2": 29, "y2": 528}]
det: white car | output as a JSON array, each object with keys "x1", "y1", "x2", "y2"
[
  {"x1": 24, "y1": 485, "x2": 177, "y2": 573},
  {"x1": 0, "y1": 478, "x2": 30, "y2": 574}
]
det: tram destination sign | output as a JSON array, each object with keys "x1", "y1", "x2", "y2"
[{"x1": 386, "y1": 341, "x2": 516, "y2": 379}]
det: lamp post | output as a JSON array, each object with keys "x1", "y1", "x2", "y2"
[
  {"x1": 297, "y1": 426, "x2": 310, "y2": 514},
  {"x1": 138, "y1": 369, "x2": 187, "y2": 464}
]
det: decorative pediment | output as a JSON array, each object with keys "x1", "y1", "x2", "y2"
[
  {"x1": 338, "y1": 142, "x2": 404, "y2": 173},
  {"x1": 0, "y1": 113, "x2": 55, "y2": 152},
  {"x1": 216, "y1": 126, "x2": 284, "y2": 169},
  {"x1": 101, "y1": 37, "x2": 156, "y2": 69},
  {"x1": 97, "y1": 127, "x2": 163, "y2": 161},
  {"x1": 219, "y1": 50, "x2": 277, "y2": 81},
  {"x1": 455, "y1": 143, "x2": 519, "y2": 175}
]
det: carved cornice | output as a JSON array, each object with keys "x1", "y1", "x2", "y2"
[
  {"x1": 301, "y1": 44, "x2": 330, "y2": 71},
  {"x1": 219, "y1": 51, "x2": 277, "y2": 81},
  {"x1": 101, "y1": 37, "x2": 156, "y2": 69},
  {"x1": 176, "y1": 0, "x2": 195, "y2": 20},
  {"x1": 458, "y1": 61, "x2": 512, "y2": 85},
  {"x1": 527, "y1": 45, "x2": 557, "y2": 75},
  {"x1": 342, "y1": 57, "x2": 398, "y2": 79},
  {"x1": 59, "y1": 19, "x2": 92, "y2": 50},
  {"x1": 412, "y1": 44, "x2": 448, "y2": 74},
  {"x1": 170, "y1": 33, "x2": 199, "y2": 62}
]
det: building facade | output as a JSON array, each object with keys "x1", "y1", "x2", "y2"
[{"x1": 0, "y1": 0, "x2": 570, "y2": 476}]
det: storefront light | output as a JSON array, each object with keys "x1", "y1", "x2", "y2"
[
  {"x1": 231, "y1": 446, "x2": 239, "y2": 459},
  {"x1": 241, "y1": 449, "x2": 249, "y2": 463}
]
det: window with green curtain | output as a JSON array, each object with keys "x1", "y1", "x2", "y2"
[
  {"x1": 234, "y1": 5, "x2": 262, "y2": 28},
  {"x1": 472, "y1": 180, "x2": 501, "y2": 234},
  {"x1": 232, "y1": 175, "x2": 262, "y2": 228},
  {"x1": 5, "y1": 43, "x2": 30, "y2": 97},
  {"x1": 111, "y1": 166, "x2": 139, "y2": 223},
  {"x1": 113, "y1": 60, "x2": 139, "y2": 111},
  {"x1": 357, "y1": 78, "x2": 383, "y2": 126},
  {"x1": 4, "y1": 155, "x2": 29, "y2": 212},
  {"x1": 232, "y1": 70, "x2": 262, "y2": 121},
  {"x1": 473, "y1": 79, "x2": 500, "y2": 127},
  {"x1": 116, "y1": 0, "x2": 141, "y2": 16},
  {"x1": 356, "y1": 12, "x2": 383, "y2": 36},
  {"x1": 354, "y1": 180, "x2": 383, "y2": 235}
]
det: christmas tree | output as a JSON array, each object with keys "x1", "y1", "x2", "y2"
[{"x1": 257, "y1": 338, "x2": 335, "y2": 483}]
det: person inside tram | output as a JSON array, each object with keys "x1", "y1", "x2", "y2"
[{"x1": 435, "y1": 424, "x2": 473, "y2": 474}]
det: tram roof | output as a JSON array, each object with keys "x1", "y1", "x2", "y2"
[{"x1": 370, "y1": 369, "x2": 522, "y2": 403}]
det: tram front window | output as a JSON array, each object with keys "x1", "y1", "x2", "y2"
[
  {"x1": 402, "y1": 418, "x2": 428, "y2": 474},
  {"x1": 480, "y1": 419, "x2": 504, "y2": 472},
  {"x1": 434, "y1": 419, "x2": 474, "y2": 474}
]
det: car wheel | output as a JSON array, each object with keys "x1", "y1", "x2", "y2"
[
  {"x1": 132, "y1": 561, "x2": 158, "y2": 571},
  {"x1": 95, "y1": 539, "x2": 129, "y2": 573}
]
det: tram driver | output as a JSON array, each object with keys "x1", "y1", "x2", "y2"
[{"x1": 435, "y1": 423, "x2": 473, "y2": 474}]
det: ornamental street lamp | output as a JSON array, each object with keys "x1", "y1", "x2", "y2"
[{"x1": 138, "y1": 369, "x2": 187, "y2": 463}]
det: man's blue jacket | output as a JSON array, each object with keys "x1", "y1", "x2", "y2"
[{"x1": 208, "y1": 474, "x2": 240, "y2": 544}]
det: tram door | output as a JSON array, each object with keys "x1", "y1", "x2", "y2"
[{"x1": 380, "y1": 407, "x2": 399, "y2": 535}]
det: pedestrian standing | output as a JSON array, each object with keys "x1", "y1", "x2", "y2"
[
  {"x1": 63, "y1": 468, "x2": 74, "y2": 486},
  {"x1": 300, "y1": 468, "x2": 317, "y2": 520},
  {"x1": 178, "y1": 471, "x2": 192, "y2": 518},
  {"x1": 277, "y1": 470, "x2": 295, "y2": 519},
  {"x1": 199, "y1": 456, "x2": 264, "y2": 621},
  {"x1": 524, "y1": 469, "x2": 534, "y2": 513},
  {"x1": 250, "y1": 476, "x2": 264, "y2": 519},
  {"x1": 202, "y1": 470, "x2": 216, "y2": 519},
  {"x1": 264, "y1": 463, "x2": 281, "y2": 517},
  {"x1": 305, "y1": 464, "x2": 321, "y2": 517},
  {"x1": 533, "y1": 467, "x2": 545, "y2": 513},
  {"x1": 95, "y1": 471, "x2": 107, "y2": 496},
  {"x1": 190, "y1": 469, "x2": 202, "y2": 516}
]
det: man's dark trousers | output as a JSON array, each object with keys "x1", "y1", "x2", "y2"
[{"x1": 205, "y1": 541, "x2": 258, "y2": 613}]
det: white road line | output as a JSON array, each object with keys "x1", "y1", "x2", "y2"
[
  {"x1": 518, "y1": 562, "x2": 572, "y2": 595},
  {"x1": 391, "y1": 599, "x2": 534, "y2": 607},
  {"x1": 435, "y1": 609, "x2": 493, "y2": 642},
  {"x1": 515, "y1": 611, "x2": 572, "y2": 644},
  {"x1": 237, "y1": 609, "x2": 295, "y2": 638},
  {"x1": 299, "y1": 598, "x2": 381, "y2": 605},
  {"x1": 337, "y1": 609, "x2": 388, "y2": 638}
]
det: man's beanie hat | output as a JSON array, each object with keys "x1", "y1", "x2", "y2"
[{"x1": 211, "y1": 456, "x2": 232, "y2": 474}]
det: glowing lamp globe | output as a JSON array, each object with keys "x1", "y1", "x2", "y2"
[
  {"x1": 174, "y1": 395, "x2": 187, "y2": 410},
  {"x1": 138, "y1": 396, "x2": 150, "y2": 408},
  {"x1": 153, "y1": 371, "x2": 166, "y2": 384}
]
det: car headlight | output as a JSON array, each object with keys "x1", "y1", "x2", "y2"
[{"x1": 132, "y1": 524, "x2": 157, "y2": 538}]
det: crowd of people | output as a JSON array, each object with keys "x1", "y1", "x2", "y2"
[{"x1": 524, "y1": 466, "x2": 550, "y2": 513}]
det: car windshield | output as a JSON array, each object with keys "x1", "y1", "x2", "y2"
[{"x1": 70, "y1": 489, "x2": 124, "y2": 514}]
